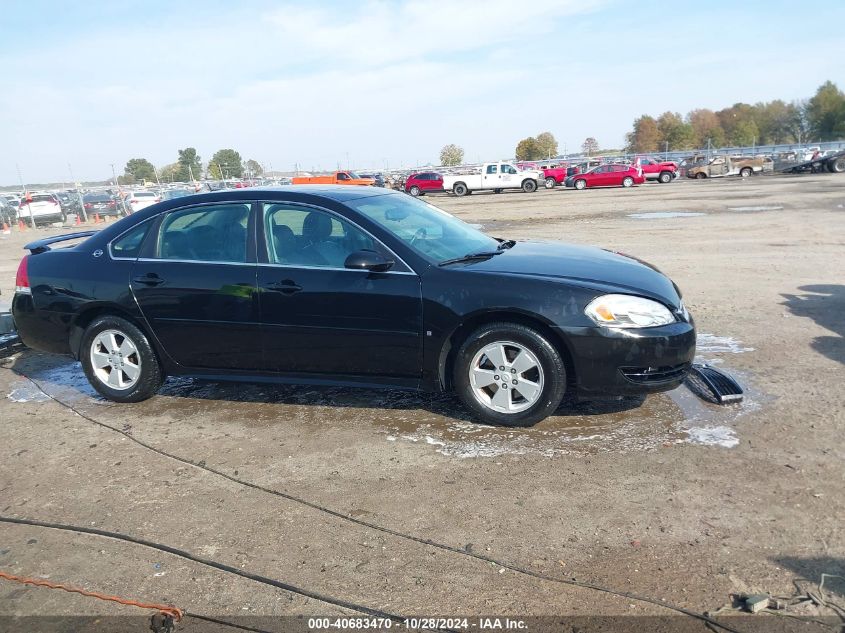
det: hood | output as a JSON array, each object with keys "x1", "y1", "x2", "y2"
[{"x1": 462, "y1": 241, "x2": 681, "y2": 307}]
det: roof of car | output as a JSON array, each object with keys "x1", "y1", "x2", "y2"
[{"x1": 248, "y1": 184, "x2": 395, "y2": 201}]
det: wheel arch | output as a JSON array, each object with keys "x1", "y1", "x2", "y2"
[
  {"x1": 69, "y1": 303, "x2": 165, "y2": 366},
  {"x1": 436, "y1": 309, "x2": 577, "y2": 393}
]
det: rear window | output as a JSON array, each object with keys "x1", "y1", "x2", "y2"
[
  {"x1": 133, "y1": 192, "x2": 156, "y2": 198},
  {"x1": 28, "y1": 195, "x2": 55, "y2": 203},
  {"x1": 84, "y1": 194, "x2": 111, "y2": 202}
]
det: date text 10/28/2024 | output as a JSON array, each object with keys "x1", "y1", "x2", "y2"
[{"x1": 308, "y1": 617, "x2": 528, "y2": 630}]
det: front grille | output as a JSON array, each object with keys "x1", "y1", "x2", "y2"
[{"x1": 620, "y1": 363, "x2": 690, "y2": 385}]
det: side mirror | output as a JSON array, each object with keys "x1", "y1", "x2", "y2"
[{"x1": 344, "y1": 249, "x2": 394, "y2": 272}]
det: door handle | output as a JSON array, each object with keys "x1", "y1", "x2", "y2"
[
  {"x1": 266, "y1": 280, "x2": 302, "y2": 294},
  {"x1": 133, "y1": 273, "x2": 165, "y2": 286}
]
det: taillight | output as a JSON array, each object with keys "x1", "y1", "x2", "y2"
[
  {"x1": 15, "y1": 256, "x2": 30, "y2": 294},
  {"x1": 131, "y1": 199, "x2": 138, "y2": 204},
  {"x1": 109, "y1": 201, "x2": 116, "y2": 207},
  {"x1": 84, "y1": 203, "x2": 92, "y2": 209}
]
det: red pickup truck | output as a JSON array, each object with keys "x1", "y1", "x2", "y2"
[
  {"x1": 541, "y1": 165, "x2": 580, "y2": 189},
  {"x1": 635, "y1": 157, "x2": 678, "y2": 183}
]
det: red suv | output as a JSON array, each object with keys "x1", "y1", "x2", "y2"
[{"x1": 404, "y1": 172, "x2": 443, "y2": 196}]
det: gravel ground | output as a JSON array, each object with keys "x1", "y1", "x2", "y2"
[{"x1": 0, "y1": 174, "x2": 843, "y2": 632}]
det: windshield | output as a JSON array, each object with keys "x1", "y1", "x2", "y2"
[{"x1": 348, "y1": 194, "x2": 500, "y2": 263}]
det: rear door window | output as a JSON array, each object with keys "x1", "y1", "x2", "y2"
[{"x1": 156, "y1": 204, "x2": 251, "y2": 263}]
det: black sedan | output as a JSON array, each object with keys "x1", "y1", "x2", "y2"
[{"x1": 11, "y1": 186, "x2": 695, "y2": 426}]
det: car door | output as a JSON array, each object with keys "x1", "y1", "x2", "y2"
[
  {"x1": 500, "y1": 164, "x2": 517, "y2": 187},
  {"x1": 482, "y1": 164, "x2": 499, "y2": 189},
  {"x1": 421, "y1": 173, "x2": 435, "y2": 192},
  {"x1": 257, "y1": 202, "x2": 423, "y2": 380},
  {"x1": 130, "y1": 201, "x2": 263, "y2": 370}
]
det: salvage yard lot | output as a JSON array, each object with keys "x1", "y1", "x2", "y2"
[{"x1": 1, "y1": 175, "x2": 843, "y2": 630}]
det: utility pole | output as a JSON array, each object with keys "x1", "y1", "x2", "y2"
[
  {"x1": 69, "y1": 163, "x2": 87, "y2": 222},
  {"x1": 16, "y1": 164, "x2": 35, "y2": 229}
]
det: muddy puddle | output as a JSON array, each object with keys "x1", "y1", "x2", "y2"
[
  {"x1": 628, "y1": 211, "x2": 706, "y2": 219},
  {"x1": 5, "y1": 333, "x2": 760, "y2": 459}
]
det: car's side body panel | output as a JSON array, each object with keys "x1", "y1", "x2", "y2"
[{"x1": 12, "y1": 186, "x2": 695, "y2": 401}]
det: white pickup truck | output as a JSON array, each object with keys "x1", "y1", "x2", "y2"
[{"x1": 443, "y1": 162, "x2": 543, "y2": 196}]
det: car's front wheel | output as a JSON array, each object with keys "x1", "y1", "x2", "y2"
[
  {"x1": 658, "y1": 171, "x2": 672, "y2": 183},
  {"x1": 80, "y1": 315, "x2": 163, "y2": 403},
  {"x1": 574, "y1": 179, "x2": 587, "y2": 190},
  {"x1": 453, "y1": 323, "x2": 567, "y2": 427},
  {"x1": 545, "y1": 177, "x2": 556, "y2": 189},
  {"x1": 522, "y1": 179, "x2": 537, "y2": 193}
]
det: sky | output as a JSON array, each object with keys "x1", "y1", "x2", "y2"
[{"x1": 1, "y1": 0, "x2": 843, "y2": 184}]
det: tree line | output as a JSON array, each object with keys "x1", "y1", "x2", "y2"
[
  {"x1": 121, "y1": 148, "x2": 265, "y2": 184},
  {"x1": 625, "y1": 80, "x2": 845, "y2": 153}
]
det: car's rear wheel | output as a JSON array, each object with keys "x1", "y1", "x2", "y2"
[
  {"x1": 545, "y1": 177, "x2": 557, "y2": 189},
  {"x1": 658, "y1": 171, "x2": 672, "y2": 183},
  {"x1": 522, "y1": 179, "x2": 537, "y2": 193},
  {"x1": 453, "y1": 323, "x2": 567, "y2": 427},
  {"x1": 81, "y1": 315, "x2": 163, "y2": 403},
  {"x1": 622, "y1": 176, "x2": 634, "y2": 187},
  {"x1": 574, "y1": 179, "x2": 587, "y2": 190},
  {"x1": 453, "y1": 183, "x2": 468, "y2": 197},
  {"x1": 695, "y1": 172, "x2": 707, "y2": 179},
  {"x1": 409, "y1": 185, "x2": 421, "y2": 197},
  {"x1": 740, "y1": 167, "x2": 752, "y2": 178}
]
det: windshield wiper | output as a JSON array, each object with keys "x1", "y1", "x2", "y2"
[
  {"x1": 496, "y1": 239, "x2": 516, "y2": 250},
  {"x1": 439, "y1": 250, "x2": 503, "y2": 266}
]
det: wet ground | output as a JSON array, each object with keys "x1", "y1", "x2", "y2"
[{"x1": 0, "y1": 174, "x2": 844, "y2": 629}]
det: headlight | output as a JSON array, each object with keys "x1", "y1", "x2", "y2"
[{"x1": 585, "y1": 294, "x2": 676, "y2": 328}]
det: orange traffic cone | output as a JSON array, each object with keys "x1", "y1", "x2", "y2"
[
  {"x1": 94, "y1": 213, "x2": 101, "y2": 224},
  {"x1": 75, "y1": 214, "x2": 81, "y2": 226},
  {"x1": 2, "y1": 222, "x2": 9, "y2": 235},
  {"x1": 18, "y1": 219, "x2": 26, "y2": 231}
]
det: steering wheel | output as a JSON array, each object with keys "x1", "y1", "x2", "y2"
[{"x1": 409, "y1": 227, "x2": 427, "y2": 247}]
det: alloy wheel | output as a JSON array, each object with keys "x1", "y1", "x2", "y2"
[
  {"x1": 90, "y1": 329, "x2": 142, "y2": 390},
  {"x1": 469, "y1": 341, "x2": 545, "y2": 413}
]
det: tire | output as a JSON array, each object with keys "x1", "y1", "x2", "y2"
[
  {"x1": 409, "y1": 185, "x2": 421, "y2": 197},
  {"x1": 80, "y1": 315, "x2": 163, "y2": 403},
  {"x1": 574, "y1": 179, "x2": 587, "y2": 190},
  {"x1": 622, "y1": 176, "x2": 634, "y2": 187},
  {"x1": 695, "y1": 172, "x2": 707, "y2": 179},
  {"x1": 494, "y1": 188, "x2": 503, "y2": 194},
  {"x1": 453, "y1": 322, "x2": 567, "y2": 427},
  {"x1": 740, "y1": 167, "x2": 752, "y2": 178},
  {"x1": 544, "y1": 177, "x2": 557, "y2": 189},
  {"x1": 522, "y1": 179, "x2": 537, "y2": 193},
  {"x1": 453, "y1": 182, "x2": 468, "y2": 197},
  {"x1": 829, "y1": 157, "x2": 845, "y2": 173},
  {"x1": 658, "y1": 171, "x2": 672, "y2": 183}
]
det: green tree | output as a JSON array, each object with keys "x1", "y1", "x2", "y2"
[
  {"x1": 208, "y1": 162, "x2": 223, "y2": 179},
  {"x1": 656, "y1": 111, "x2": 695, "y2": 151},
  {"x1": 158, "y1": 163, "x2": 181, "y2": 182},
  {"x1": 515, "y1": 137, "x2": 543, "y2": 161},
  {"x1": 439, "y1": 144, "x2": 464, "y2": 166},
  {"x1": 177, "y1": 147, "x2": 202, "y2": 181},
  {"x1": 124, "y1": 158, "x2": 156, "y2": 183},
  {"x1": 210, "y1": 149, "x2": 243, "y2": 178},
  {"x1": 806, "y1": 80, "x2": 845, "y2": 141},
  {"x1": 625, "y1": 116, "x2": 660, "y2": 153},
  {"x1": 245, "y1": 159, "x2": 263, "y2": 177},
  {"x1": 581, "y1": 137, "x2": 599, "y2": 155},
  {"x1": 534, "y1": 131, "x2": 558, "y2": 159},
  {"x1": 687, "y1": 109, "x2": 725, "y2": 148}
]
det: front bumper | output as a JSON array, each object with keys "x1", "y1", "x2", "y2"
[{"x1": 554, "y1": 320, "x2": 696, "y2": 397}]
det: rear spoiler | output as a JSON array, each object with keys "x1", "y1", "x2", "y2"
[{"x1": 24, "y1": 231, "x2": 98, "y2": 255}]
